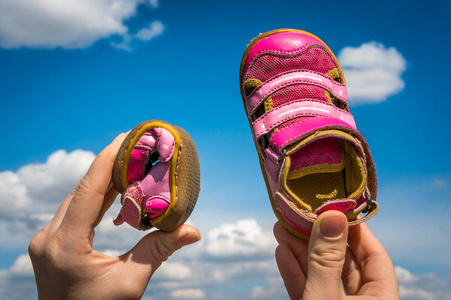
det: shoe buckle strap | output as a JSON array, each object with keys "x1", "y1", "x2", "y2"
[
  {"x1": 246, "y1": 70, "x2": 348, "y2": 116},
  {"x1": 252, "y1": 100, "x2": 356, "y2": 141}
]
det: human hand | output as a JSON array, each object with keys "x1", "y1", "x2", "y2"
[
  {"x1": 274, "y1": 211, "x2": 399, "y2": 300},
  {"x1": 28, "y1": 133, "x2": 201, "y2": 300}
]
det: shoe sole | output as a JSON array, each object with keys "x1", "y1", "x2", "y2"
[{"x1": 113, "y1": 120, "x2": 201, "y2": 232}]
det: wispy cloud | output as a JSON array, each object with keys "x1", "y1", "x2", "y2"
[
  {"x1": 338, "y1": 42, "x2": 407, "y2": 105},
  {"x1": 111, "y1": 20, "x2": 165, "y2": 51},
  {"x1": 433, "y1": 179, "x2": 448, "y2": 189},
  {"x1": 0, "y1": 0, "x2": 163, "y2": 50},
  {"x1": 136, "y1": 21, "x2": 165, "y2": 41}
]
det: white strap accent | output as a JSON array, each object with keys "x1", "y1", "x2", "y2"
[{"x1": 252, "y1": 100, "x2": 356, "y2": 140}]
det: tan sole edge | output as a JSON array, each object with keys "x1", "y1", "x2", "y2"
[
  {"x1": 112, "y1": 120, "x2": 201, "y2": 232},
  {"x1": 154, "y1": 124, "x2": 201, "y2": 231}
]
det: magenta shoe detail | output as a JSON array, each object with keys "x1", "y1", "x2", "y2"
[{"x1": 114, "y1": 128, "x2": 175, "y2": 229}]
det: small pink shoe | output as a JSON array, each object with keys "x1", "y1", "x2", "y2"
[
  {"x1": 112, "y1": 120, "x2": 200, "y2": 231},
  {"x1": 240, "y1": 29, "x2": 378, "y2": 239}
]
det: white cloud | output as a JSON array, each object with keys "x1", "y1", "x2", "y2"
[
  {"x1": 0, "y1": 171, "x2": 30, "y2": 212},
  {"x1": 148, "y1": 0, "x2": 159, "y2": 8},
  {"x1": 395, "y1": 266, "x2": 451, "y2": 300},
  {"x1": 0, "y1": 0, "x2": 162, "y2": 50},
  {"x1": 157, "y1": 262, "x2": 192, "y2": 280},
  {"x1": 100, "y1": 249, "x2": 123, "y2": 258},
  {"x1": 250, "y1": 286, "x2": 266, "y2": 298},
  {"x1": 17, "y1": 150, "x2": 95, "y2": 204},
  {"x1": 338, "y1": 42, "x2": 407, "y2": 105},
  {"x1": 136, "y1": 21, "x2": 165, "y2": 41},
  {"x1": 8, "y1": 254, "x2": 34, "y2": 277},
  {"x1": 250, "y1": 277, "x2": 286, "y2": 299},
  {"x1": 395, "y1": 266, "x2": 417, "y2": 284},
  {"x1": 369, "y1": 177, "x2": 451, "y2": 272},
  {"x1": 204, "y1": 219, "x2": 276, "y2": 258},
  {"x1": 0, "y1": 254, "x2": 37, "y2": 300},
  {"x1": 0, "y1": 149, "x2": 95, "y2": 248},
  {"x1": 169, "y1": 289, "x2": 206, "y2": 299},
  {"x1": 111, "y1": 20, "x2": 164, "y2": 51},
  {"x1": 147, "y1": 219, "x2": 281, "y2": 299}
]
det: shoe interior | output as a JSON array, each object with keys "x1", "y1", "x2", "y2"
[{"x1": 281, "y1": 133, "x2": 366, "y2": 212}]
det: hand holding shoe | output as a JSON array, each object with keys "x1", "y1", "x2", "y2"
[{"x1": 274, "y1": 211, "x2": 399, "y2": 300}]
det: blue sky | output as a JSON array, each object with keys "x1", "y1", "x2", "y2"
[{"x1": 0, "y1": 0, "x2": 450, "y2": 299}]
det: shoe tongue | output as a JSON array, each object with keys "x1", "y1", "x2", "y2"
[{"x1": 287, "y1": 137, "x2": 345, "y2": 179}]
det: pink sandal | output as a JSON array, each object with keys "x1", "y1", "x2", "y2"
[
  {"x1": 240, "y1": 29, "x2": 378, "y2": 239},
  {"x1": 112, "y1": 120, "x2": 200, "y2": 231}
]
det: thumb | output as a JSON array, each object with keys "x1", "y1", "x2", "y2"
[
  {"x1": 126, "y1": 224, "x2": 201, "y2": 271},
  {"x1": 304, "y1": 211, "x2": 348, "y2": 300}
]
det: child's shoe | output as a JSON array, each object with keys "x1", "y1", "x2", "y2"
[
  {"x1": 112, "y1": 120, "x2": 200, "y2": 231},
  {"x1": 240, "y1": 29, "x2": 378, "y2": 239}
]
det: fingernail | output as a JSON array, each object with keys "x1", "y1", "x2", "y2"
[
  {"x1": 178, "y1": 233, "x2": 201, "y2": 247},
  {"x1": 320, "y1": 215, "x2": 346, "y2": 237}
]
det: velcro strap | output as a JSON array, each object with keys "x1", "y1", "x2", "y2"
[
  {"x1": 246, "y1": 70, "x2": 348, "y2": 115},
  {"x1": 252, "y1": 100, "x2": 356, "y2": 140},
  {"x1": 270, "y1": 117, "x2": 357, "y2": 151}
]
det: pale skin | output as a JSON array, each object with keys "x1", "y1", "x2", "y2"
[
  {"x1": 28, "y1": 133, "x2": 201, "y2": 300},
  {"x1": 274, "y1": 212, "x2": 400, "y2": 300}
]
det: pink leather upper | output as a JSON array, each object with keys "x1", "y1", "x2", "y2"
[
  {"x1": 246, "y1": 70, "x2": 348, "y2": 115},
  {"x1": 127, "y1": 148, "x2": 150, "y2": 183},
  {"x1": 242, "y1": 32, "x2": 328, "y2": 82},
  {"x1": 114, "y1": 128, "x2": 175, "y2": 229}
]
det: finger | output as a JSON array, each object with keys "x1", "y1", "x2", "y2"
[
  {"x1": 44, "y1": 190, "x2": 75, "y2": 232},
  {"x1": 92, "y1": 182, "x2": 119, "y2": 228},
  {"x1": 348, "y1": 222, "x2": 399, "y2": 297},
  {"x1": 59, "y1": 133, "x2": 126, "y2": 239},
  {"x1": 121, "y1": 225, "x2": 201, "y2": 278},
  {"x1": 275, "y1": 243, "x2": 306, "y2": 300},
  {"x1": 273, "y1": 221, "x2": 308, "y2": 275},
  {"x1": 342, "y1": 245, "x2": 363, "y2": 295},
  {"x1": 303, "y1": 211, "x2": 348, "y2": 300}
]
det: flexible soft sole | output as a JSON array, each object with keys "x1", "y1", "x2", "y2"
[{"x1": 113, "y1": 120, "x2": 200, "y2": 232}]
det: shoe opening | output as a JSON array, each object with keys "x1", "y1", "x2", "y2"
[{"x1": 281, "y1": 132, "x2": 366, "y2": 212}]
